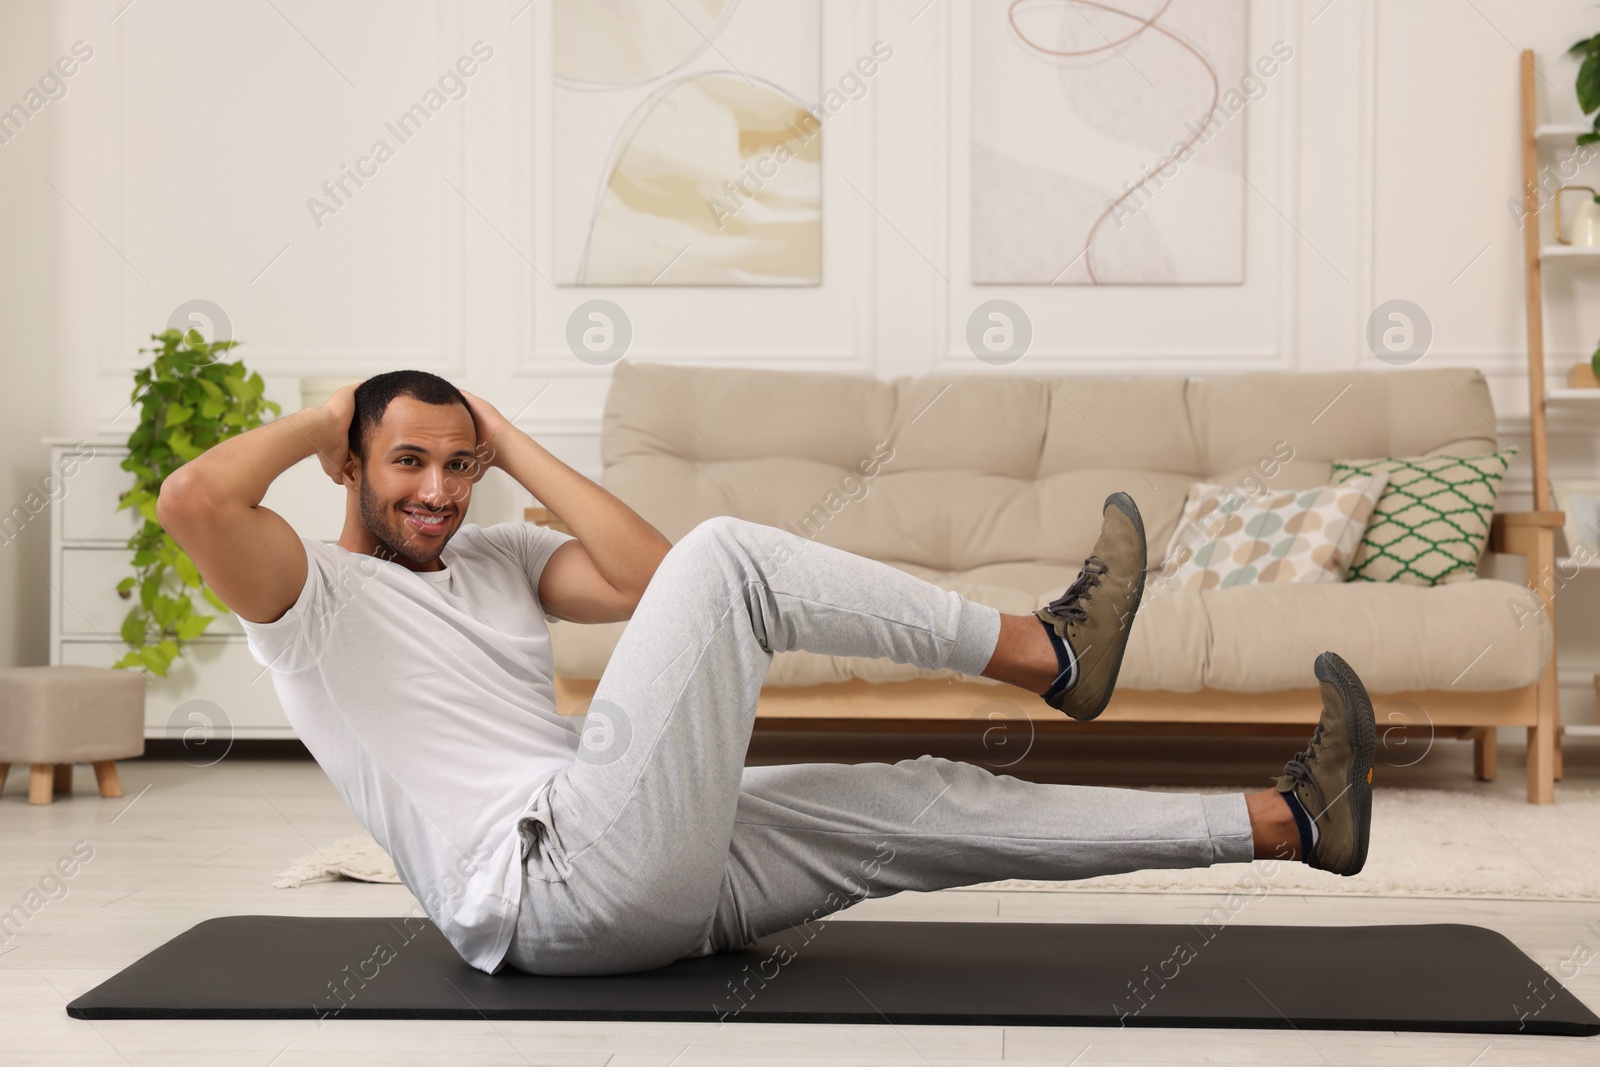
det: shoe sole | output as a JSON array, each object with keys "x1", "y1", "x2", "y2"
[
  {"x1": 1064, "y1": 491, "x2": 1148, "y2": 722},
  {"x1": 1313, "y1": 650, "x2": 1376, "y2": 876}
]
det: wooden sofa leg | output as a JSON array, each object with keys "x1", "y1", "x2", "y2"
[
  {"x1": 53, "y1": 763, "x2": 72, "y2": 795},
  {"x1": 93, "y1": 760, "x2": 123, "y2": 799},
  {"x1": 1527, "y1": 671, "x2": 1558, "y2": 804},
  {"x1": 1528, "y1": 723, "x2": 1555, "y2": 803},
  {"x1": 29, "y1": 764, "x2": 54, "y2": 805},
  {"x1": 1473, "y1": 728, "x2": 1497, "y2": 781}
]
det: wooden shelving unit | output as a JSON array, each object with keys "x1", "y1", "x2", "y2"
[
  {"x1": 1536, "y1": 122, "x2": 1596, "y2": 140},
  {"x1": 1517, "y1": 50, "x2": 1585, "y2": 797},
  {"x1": 1547, "y1": 387, "x2": 1600, "y2": 404}
]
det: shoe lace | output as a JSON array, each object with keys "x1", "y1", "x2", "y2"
[
  {"x1": 1280, "y1": 721, "x2": 1328, "y2": 817},
  {"x1": 1045, "y1": 556, "x2": 1109, "y2": 624}
]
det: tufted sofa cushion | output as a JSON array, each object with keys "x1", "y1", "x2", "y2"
[{"x1": 548, "y1": 360, "x2": 1551, "y2": 694}]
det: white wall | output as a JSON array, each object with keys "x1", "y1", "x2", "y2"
[
  {"x1": 8, "y1": 0, "x2": 1600, "y2": 722},
  {"x1": 0, "y1": 1, "x2": 60, "y2": 667}
]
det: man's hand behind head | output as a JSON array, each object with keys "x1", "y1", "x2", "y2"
[
  {"x1": 316, "y1": 384, "x2": 358, "y2": 487},
  {"x1": 458, "y1": 388, "x2": 508, "y2": 480}
]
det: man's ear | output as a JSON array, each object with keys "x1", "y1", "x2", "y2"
[{"x1": 342, "y1": 453, "x2": 361, "y2": 488}]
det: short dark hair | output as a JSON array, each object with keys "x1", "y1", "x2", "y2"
[{"x1": 348, "y1": 370, "x2": 471, "y2": 459}]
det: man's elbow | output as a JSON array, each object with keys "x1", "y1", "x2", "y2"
[{"x1": 155, "y1": 468, "x2": 212, "y2": 537}]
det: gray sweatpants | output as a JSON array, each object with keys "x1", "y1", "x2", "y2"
[{"x1": 505, "y1": 516, "x2": 1254, "y2": 976}]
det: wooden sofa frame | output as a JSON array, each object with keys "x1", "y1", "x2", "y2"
[{"x1": 534, "y1": 507, "x2": 1567, "y2": 804}]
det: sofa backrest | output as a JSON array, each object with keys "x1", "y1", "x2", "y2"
[{"x1": 598, "y1": 361, "x2": 1501, "y2": 573}]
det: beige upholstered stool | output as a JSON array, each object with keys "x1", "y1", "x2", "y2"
[{"x1": 0, "y1": 666, "x2": 145, "y2": 805}]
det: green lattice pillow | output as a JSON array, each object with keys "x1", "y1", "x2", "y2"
[{"x1": 1329, "y1": 449, "x2": 1517, "y2": 586}]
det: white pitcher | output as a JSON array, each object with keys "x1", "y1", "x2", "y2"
[{"x1": 1557, "y1": 185, "x2": 1600, "y2": 247}]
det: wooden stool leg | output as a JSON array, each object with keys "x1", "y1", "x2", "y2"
[
  {"x1": 0, "y1": 762, "x2": 9, "y2": 796},
  {"x1": 1473, "y1": 728, "x2": 1498, "y2": 781},
  {"x1": 53, "y1": 763, "x2": 72, "y2": 795},
  {"x1": 92, "y1": 760, "x2": 123, "y2": 799},
  {"x1": 29, "y1": 764, "x2": 54, "y2": 805}
]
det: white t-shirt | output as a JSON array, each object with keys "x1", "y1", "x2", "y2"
[{"x1": 237, "y1": 521, "x2": 579, "y2": 973}]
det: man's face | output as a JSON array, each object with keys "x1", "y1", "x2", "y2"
[{"x1": 352, "y1": 396, "x2": 479, "y2": 567}]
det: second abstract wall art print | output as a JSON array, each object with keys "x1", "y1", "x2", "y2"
[{"x1": 972, "y1": 0, "x2": 1252, "y2": 285}]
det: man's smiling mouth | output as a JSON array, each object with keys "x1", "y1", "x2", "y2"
[{"x1": 401, "y1": 505, "x2": 452, "y2": 534}]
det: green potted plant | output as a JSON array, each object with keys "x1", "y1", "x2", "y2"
[
  {"x1": 1562, "y1": 34, "x2": 1600, "y2": 387},
  {"x1": 1571, "y1": 31, "x2": 1600, "y2": 145},
  {"x1": 112, "y1": 329, "x2": 280, "y2": 676}
]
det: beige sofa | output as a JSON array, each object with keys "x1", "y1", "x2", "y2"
[{"x1": 542, "y1": 360, "x2": 1561, "y2": 802}]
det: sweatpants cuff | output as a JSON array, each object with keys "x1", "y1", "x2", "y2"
[
  {"x1": 947, "y1": 600, "x2": 1003, "y2": 679},
  {"x1": 1201, "y1": 793, "x2": 1256, "y2": 865}
]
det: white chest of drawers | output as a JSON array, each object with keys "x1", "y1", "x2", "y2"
[{"x1": 45, "y1": 436, "x2": 345, "y2": 741}]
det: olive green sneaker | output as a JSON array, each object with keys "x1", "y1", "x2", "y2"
[
  {"x1": 1275, "y1": 651, "x2": 1376, "y2": 876},
  {"x1": 1034, "y1": 492, "x2": 1147, "y2": 721}
]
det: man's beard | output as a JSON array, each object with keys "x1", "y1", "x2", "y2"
[{"x1": 357, "y1": 473, "x2": 451, "y2": 565}]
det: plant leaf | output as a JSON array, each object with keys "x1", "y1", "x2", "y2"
[
  {"x1": 120, "y1": 609, "x2": 145, "y2": 646},
  {"x1": 176, "y1": 614, "x2": 212, "y2": 640},
  {"x1": 166, "y1": 427, "x2": 205, "y2": 462},
  {"x1": 139, "y1": 645, "x2": 171, "y2": 676},
  {"x1": 1579, "y1": 51, "x2": 1600, "y2": 115},
  {"x1": 173, "y1": 551, "x2": 201, "y2": 587}
]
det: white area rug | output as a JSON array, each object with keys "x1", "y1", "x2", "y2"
[
  {"x1": 271, "y1": 833, "x2": 403, "y2": 889},
  {"x1": 272, "y1": 786, "x2": 1600, "y2": 900}
]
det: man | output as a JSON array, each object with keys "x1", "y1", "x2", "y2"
[{"x1": 158, "y1": 369, "x2": 1375, "y2": 977}]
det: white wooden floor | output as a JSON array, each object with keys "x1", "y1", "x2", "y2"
[{"x1": 3, "y1": 745, "x2": 1598, "y2": 1066}]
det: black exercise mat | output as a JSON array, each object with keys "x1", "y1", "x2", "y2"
[{"x1": 66, "y1": 916, "x2": 1600, "y2": 1035}]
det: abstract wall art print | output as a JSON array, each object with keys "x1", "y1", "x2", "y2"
[
  {"x1": 554, "y1": 0, "x2": 823, "y2": 286},
  {"x1": 972, "y1": 0, "x2": 1251, "y2": 285}
]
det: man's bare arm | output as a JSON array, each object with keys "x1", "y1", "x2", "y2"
[
  {"x1": 461, "y1": 390, "x2": 670, "y2": 603},
  {"x1": 157, "y1": 389, "x2": 354, "y2": 624}
]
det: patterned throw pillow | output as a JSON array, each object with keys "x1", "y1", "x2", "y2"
[
  {"x1": 1330, "y1": 449, "x2": 1517, "y2": 586},
  {"x1": 1156, "y1": 474, "x2": 1390, "y2": 591}
]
